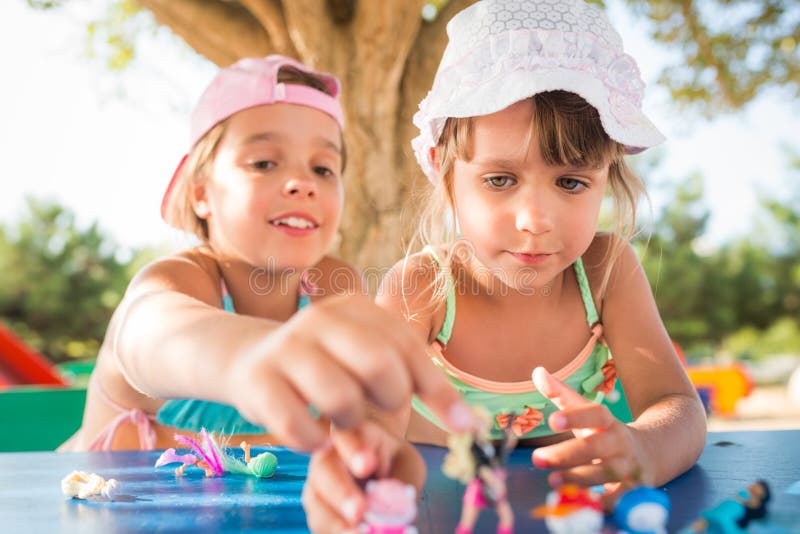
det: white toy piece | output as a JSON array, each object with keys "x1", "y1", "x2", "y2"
[{"x1": 61, "y1": 470, "x2": 121, "y2": 501}]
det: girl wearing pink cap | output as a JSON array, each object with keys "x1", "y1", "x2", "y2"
[
  {"x1": 307, "y1": 1, "x2": 706, "y2": 532},
  {"x1": 61, "y1": 56, "x2": 472, "y2": 461}
]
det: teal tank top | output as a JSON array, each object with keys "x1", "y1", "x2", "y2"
[
  {"x1": 155, "y1": 278, "x2": 312, "y2": 435},
  {"x1": 412, "y1": 249, "x2": 628, "y2": 440}
]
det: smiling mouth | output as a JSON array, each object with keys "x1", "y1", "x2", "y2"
[{"x1": 269, "y1": 216, "x2": 319, "y2": 229}]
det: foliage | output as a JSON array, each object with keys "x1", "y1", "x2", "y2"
[
  {"x1": 25, "y1": 0, "x2": 67, "y2": 8},
  {"x1": 636, "y1": 169, "x2": 800, "y2": 359},
  {"x1": 85, "y1": 0, "x2": 145, "y2": 71},
  {"x1": 28, "y1": 0, "x2": 146, "y2": 71},
  {"x1": 722, "y1": 318, "x2": 800, "y2": 361},
  {"x1": 0, "y1": 198, "x2": 158, "y2": 363},
  {"x1": 622, "y1": 0, "x2": 800, "y2": 115}
]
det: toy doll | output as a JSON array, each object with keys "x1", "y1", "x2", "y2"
[
  {"x1": 443, "y1": 409, "x2": 518, "y2": 534},
  {"x1": 680, "y1": 480, "x2": 771, "y2": 533}
]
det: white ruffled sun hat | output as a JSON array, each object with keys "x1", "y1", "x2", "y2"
[{"x1": 412, "y1": 0, "x2": 666, "y2": 183}]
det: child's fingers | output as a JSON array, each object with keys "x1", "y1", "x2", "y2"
[
  {"x1": 531, "y1": 366, "x2": 590, "y2": 410},
  {"x1": 548, "y1": 464, "x2": 610, "y2": 488},
  {"x1": 312, "y1": 299, "x2": 476, "y2": 432},
  {"x1": 405, "y1": 347, "x2": 477, "y2": 433},
  {"x1": 547, "y1": 454, "x2": 635, "y2": 488},
  {"x1": 349, "y1": 303, "x2": 477, "y2": 432},
  {"x1": 245, "y1": 371, "x2": 328, "y2": 450},
  {"x1": 304, "y1": 449, "x2": 366, "y2": 529},
  {"x1": 310, "y1": 301, "x2": 415, "y2": 411},
  {"x1": 532, "y1": 429, "x2": 622, "y2": 470},
  {"x1": 302, "y1": 483, "x2": 360, "y2": 534},
  {"x1": 329, "y1": 424, "x2": 383, "y2": 479},
  {"x1": 547, "y1": 403, "x2": 617, "y2": 434},
  {"x1": 279, "y1": 344, "x2": 368, "y2": 431}
]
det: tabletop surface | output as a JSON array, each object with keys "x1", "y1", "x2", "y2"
[{"x1": 1, "y1": 430, "x2": 799, "y2": 533}]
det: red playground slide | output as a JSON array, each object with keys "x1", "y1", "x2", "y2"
[{"x1": 0, "y1": 323, "x2": 67, "y2": 387}]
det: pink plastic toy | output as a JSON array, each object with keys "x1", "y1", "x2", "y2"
[{"x1": 362, "y1": 478, "x2": 418, "y2": 534}]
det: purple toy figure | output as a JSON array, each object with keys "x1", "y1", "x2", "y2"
[
  {"x1": 361, "y1": 478, "x2": 418, "y2": 534},
  {"x1": 443, "y1": 409, "x2": 517, "y2": 534}
]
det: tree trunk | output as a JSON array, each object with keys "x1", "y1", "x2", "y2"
[{"x1": 138, "y1": 0, "x2": 477, "y2": 283}]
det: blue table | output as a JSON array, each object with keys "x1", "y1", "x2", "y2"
[{"x1": 1, "y1": 431, "x2": 799, "y2": 533}]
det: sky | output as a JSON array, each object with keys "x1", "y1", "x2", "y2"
[{"x1": 1, "y1": 0, "x2": 798, "y2": 259}]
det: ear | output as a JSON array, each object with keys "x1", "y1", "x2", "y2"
[
  {"x1": 429, "y1": 147, "x2": 442, "y2": 174},
  {"x1": 190, "y1": 182, "x2": 211, "y2": 219}
]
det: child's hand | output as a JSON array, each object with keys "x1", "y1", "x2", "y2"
[
  {"x1": 302, "y1": 420, "x2": 425, "y2": 533},
  {"x1": 530, "y1": 367, "x2": 651, "y2": 500},
  {"x1": 225, "y1": 294, "x2": 473, "y2": 450}
]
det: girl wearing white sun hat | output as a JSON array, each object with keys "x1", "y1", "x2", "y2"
[{"x1": 375, "y1": 1, "x2": 704, "y2": 532}]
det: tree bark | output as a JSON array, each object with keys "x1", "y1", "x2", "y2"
[{"x1": 138, "y1": 0, "x2": 479, "y2": 281}]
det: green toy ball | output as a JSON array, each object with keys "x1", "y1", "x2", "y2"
[{"x1": 247, "y1": 452, "x2": 278, "y2": 478}]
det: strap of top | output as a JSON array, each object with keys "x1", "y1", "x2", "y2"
[
  {"x1": 573, "y1": 257, "x2": 599, "y2": 326},
  {"x1": 219, "y1": 278, "x2": 235, "y2": 313},
  {"x1": 87, "y1": 373, "x2": 157, "y2": 451},
  {"x1": 423, "y1": 246, "x2": 456, "y2": 346},
  {"x1": 219, "y1": 273, "x2": 312, "y2": 313},
  {"x1": 423, "y1": 251, "x2": 598, "y2": 342}
]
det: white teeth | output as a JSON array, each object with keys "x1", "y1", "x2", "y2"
[{"x1": 274, "y1": 216, "x2": 315, "y2": 229}]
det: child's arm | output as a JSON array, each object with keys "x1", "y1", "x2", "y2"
[
  {"x1": 303, "y1": 420, "x2": 427, "y2": 532},
  {"x1": 302, "y1": 254, "x2": 461, "y2": 530},
  {"x1": 531, "y1": 239, "x2": 706, "y2": 490},
  {"x1": 113, "y1": 253, "x2": 468, "y2": 450}
]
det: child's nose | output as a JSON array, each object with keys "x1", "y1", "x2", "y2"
[
  {"x1": 515, "y1": 198, "x2": 553, "y2": 235},
  {"x1": 282, "y1": 175, "x2": 317, "y2": 199}
]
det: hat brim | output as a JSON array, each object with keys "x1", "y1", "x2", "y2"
[
  {"x1": 413, "y1": 69, "x2": 664, "y2": 182},
  {"x1": 160, "y1": 154, "x2": 188, "y2": 227}
]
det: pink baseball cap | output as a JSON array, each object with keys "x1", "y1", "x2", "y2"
[{"x1": 161, "y1": 55, "x2": 344, "y2": 223}]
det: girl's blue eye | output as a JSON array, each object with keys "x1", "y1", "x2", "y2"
[
  {"x1": 557, "y1": 177, "x2": 587, "y2": 192},
  {"x1": 485, "y1": 176, "x2": 515, "y2": 188}
]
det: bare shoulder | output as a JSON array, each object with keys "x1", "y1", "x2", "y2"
[
  {"x1": 376, "y1": 250, "x2": 444, "y2": 344},
  {"x1": 381, "y1": 250, "x2": 441, "y2": 298},
  {"x1": 309, "y1": 255, "x2": 364, "y2": 298},
  {"x1": 124, "y1": 246, "x2": 221, "y2": 308}
]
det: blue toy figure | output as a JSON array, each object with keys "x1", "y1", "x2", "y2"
[
  {"x1": 680, "y1": 480, "x2": 771, "y2": 534},
  {"x1": 612, "y1": 486, "x2": 670, "y2": 534}
]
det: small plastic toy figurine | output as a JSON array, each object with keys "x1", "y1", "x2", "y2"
[
  {"x1": 612, "y1": 486, "x2": 671, "y2": 534},
  {"x1": 155, "y1": 429, "x2": 225, "y2": 477},
  {"x1": 680, "y1": 480, "x2": 771, "y2": 534},
  {"x1": 61, "y1": 470, "x2": 121, "y2": 501},
  {"x1": 154, "y1": 429, "x2": 277, "y2": 478},
  {"x1": 233, "y1": 441, "x2": 279, "y2": 478},
  {"x1": 531, "y1": 484, "x2": 603, "y2": 534},
  {"x1": 361, "y1": 478, "x2": 418, "y2": 534},
  {"x1": 443, "y1": 408, "x2": 517, "y2": 534}
]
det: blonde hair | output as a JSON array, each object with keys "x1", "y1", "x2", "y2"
[
  {"x1": 415, "y1": 90, "x2": 646, "y2": 303},
  {"x1": 163, "y1": 66, "x2": 345, "y2": 241}
]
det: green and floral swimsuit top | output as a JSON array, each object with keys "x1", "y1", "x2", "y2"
[{"x1": 412, "y1": 248, "x2": 618, "y2": 440}]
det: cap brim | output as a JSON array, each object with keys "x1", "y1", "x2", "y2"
[{"x1": 160, "y1": 154, "x2": 188, "y2": 226}]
